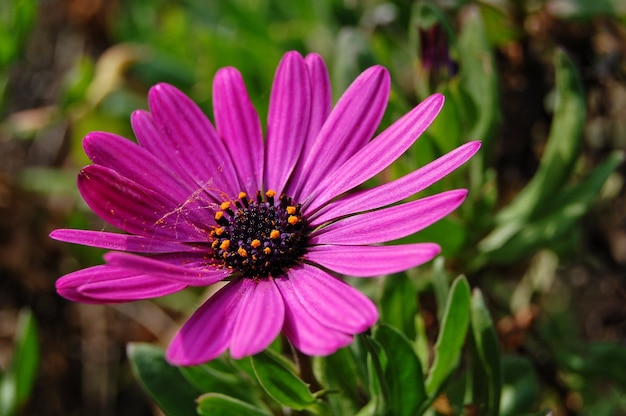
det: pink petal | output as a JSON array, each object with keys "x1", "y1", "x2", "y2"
[
  {"x1": 78, "y1": 165, "x2": 211, "y2": 241},
  {"x1": 229, "y1": 278, "x2": 285, "y2": 359},
  {"x1": 292, "y1": 65, "x2": 390, "y2": 199},
  {"x1": 282, "y1": 264, "x2": 378, "y2": 333},
  {"x1": 306, "y1": 243, "x2": 441, "y2": 277},
  {"x1": 148, "y1": 83, "x2": 241, "y2": 197},
  {"x1": 310, "y1": 141, "x2": 481, "y2": 226},
  {"x1": 310, "y1": 189, "x2": 467, "y2": 245},
  {"x1": 275, "y1": 274, "x2": 353, "y2": 356},
  {"x1": 56, "y1": 265, "x2": 185, "y2": 304},
  {"x1": 83, "y1": 132, "x2": 193, "y2": 201},
  {"x1": 303, "y1": 53, "x2": 332, "y2": 154},
  {"x1": 167, "y1": 279, "x2": 246, "y2": 365},
  {"x1": 264, "y1": 51, "x2": 311, "y2": 195},
  {"x1": 49, "y1": 229, "x2": 201, "y2": 253},
  {"x1": 213, "y1": 67, "x2": 264, "y2": 195},
  {"x1": 304, "y1": 93, "x2": 445, "y2": 213},
  {"x1": 103, "y1": 252, "x2": 231, "y2": 286}
]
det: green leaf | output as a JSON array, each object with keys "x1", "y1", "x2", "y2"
[
  {"x1": 374, "y1": 324, "x2": 427, "y2": 416},
  {"x1": 251, "y1": 350, "x2": 316, "y2": 410},
  {"x1": 493, "y1": 50, "x2": 585, "y2": 226},
  {"x1": 362, "y1": 335, "x2": 388, "y2": 416},
  {"x1": 558, "y1": 341, "x2": 626, "y2": 389},
  {"x1": 314, "y1": 348, "x2": 361, "y2": 416},
  {"x1": 0, "y1": 373, "x2": 16, "y2": 416},
  {"x1": 480, "y1": 151, "x2": 623, "y2": 263},
  {"x1": 11, "y1": 309, "x2": 38, "y2": 408},
  {"x1": 425, "y1": 275, "x2": 471, "y2": 397},
  {"x1": 127, "y1": 343, "x2": 200, "y2": 416},
  {"x1": 380, "y1": 273, "x2": 418, "y2": 340},
  {"x1": 457, "y1": 5, "x2": 500, "y2": 170},
  {"x1": 499, "y1": 356, "x2": 539, "y2": 416},
  {"x1": 197, "y1": 393, "x2": 269, "y2": 416},
  {"x1": 178, "y1": 359, "x2": 257, "y2": 403},
  {"x1": 470, "y1": 289, "x2": 501, "y2": 416}
]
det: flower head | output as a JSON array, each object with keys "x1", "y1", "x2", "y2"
[{"x1": 51, "y1": 51, "x2": 480, "y2": 365}]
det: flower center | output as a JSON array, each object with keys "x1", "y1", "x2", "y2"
[{"x1": 210, "y1": 190, "x2": 310, "y2": 279}]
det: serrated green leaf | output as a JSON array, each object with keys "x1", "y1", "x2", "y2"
[
  {"x1": 251, "y1": 350, "x2": 315, "y2": 410},
  {"x1": 127, "y1": 343, "x2": 200, "y2": 416},
  {"x1": 470, "y1": 289, "x2": 501, "y2": 416},
  {"x1": 425, "y1": 275, "x2": 471, "y2": 397},
  {"x1": 196, "y1": 393, "x2": 269, "y2": 416},
  {"x1": 374, "y1": 324, "x2": 427, "y2": 416}
]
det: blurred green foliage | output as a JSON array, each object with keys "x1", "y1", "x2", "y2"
[{"x1": 2, "y1": 0, "x2": 625, "y2": 414}]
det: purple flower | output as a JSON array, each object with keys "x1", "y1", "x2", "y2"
[{"x1": 51, "y1": 51, "x2": 480, "y2": 365}]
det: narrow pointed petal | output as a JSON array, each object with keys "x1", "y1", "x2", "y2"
[
  {"x1": 264, "y1": 52, "x2": 311, "y2": 194},
  {"x1": 306, "y1": 243, "x2": 441, "y2": 277},
  {"x1": 275, "y1": 275, "x2": 353, "y2": 356},
  {"x1": 167, "y1": 279, "x2": 246, "y2": 365},
  {"x1": 78, "y1": 165, "x2": 211, "y2": 241},
  {"x1": 303, "y1": 53, "x2": 332, "y2": 154},
  {"x1": 311, "y1": 141, "x2": 482, "y2": 226},
  {"x1": 83, "y1": 132, "x2": 193, "y2": 200},
  {"x1": 310, "y1": 189, "x2": 467, "y2": 245},
  {"x1": 56, "y1": 265, "x2": 185, "y2": 304},
  {"x1": 148, "y1": 83, "x2": 241, "y2": 196},
  {"x1": 213, "y1": 67, "x2": 264, "y2": 195},
  {"x1": 49, "y1": 229, "x2": 201, "y2": 253},
  {"x1": 103, "y1": 252, "x2": 231, "y2": 285},
  {"x1": 229, "y1": 279, "x2": 285, "y2": 359},
  {"x1": 292, "y1": 66, "x2": 390, "y2": 198},
  {"x1": 304, "y1": 93, "x2": 445, "y2": 213},
  {"x1": 283, "y1": 264, "x2": 378, "y2": 333}
]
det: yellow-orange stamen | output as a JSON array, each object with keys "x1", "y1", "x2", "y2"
[
  {"x1": 215, "y1": 211, "x2": 224, "y2": 221},
  {"x1": 238, "y1": 192, "x2": 247, "y2": 199},
  {"x1": 219, "y1": 240, "x2": 230, "y2": 250},
  {"x1": 238, "y1": 247, "x2": 248, "y2": 257},
  {"x1": 220, "y1": 201, "x2": 231, "y2": 211},
  {"x1": 286, "y1": 206, "x2": 297, "y2": 215},
  {"x1": 263, "y1": 247, "x2": 271, "y2": 254},
  {"x1": 270, "y1": 230, "x2": 280, "y2": 239},
  {"x1": 251, "y1": 239, "x2": 261, "y2": 248},
  {"x1": 288, "y1": 215, "x2": 299, "y2": 225},
  {"x1": 265, "y1": 190, "x2": 276, "y2": 198},
  {"x1": 214, "y1": 227, "x2": 224, "y2": 236}
]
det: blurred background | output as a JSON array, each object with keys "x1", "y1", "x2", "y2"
[{"x1": 0, "y1": 0, "x2": 625, "y2": 415}]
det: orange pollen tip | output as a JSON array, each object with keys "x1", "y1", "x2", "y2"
[
  {"x1": 251, "y1": 239, "x2": 261, "y2": 248},
  {"x1": 237, "y1": 247, "x2": 248, "y2": 257},
  {"x1": 263, "y1": 247, "x2": 271, "y2": 254},
  {"x1": 214, "y1": 227, "x2": 224, "y2": 236},
  {"x1": 219, "y1": 240, "x2": 230, "y2": 250},
  {"x1": 238, "y1": 192, "x2": 247, "y2": 199},
  {"x1": 215, "y1": 211, "x2": 224, "y2": 220},
  {"x1": 265, "y1": 190, "x2": 276, "y2": 198},
  {"x1": 220, "y1": 201, "x2": 231, "y2": 210},
  {"x1": 286, "y1": 206, "x2": 297, "y2": 215},
  {"x1": 270, "y1": 230, "x2": 280, "y2": 239},
  {"x1": 288, "y1": 215, "x2": 299, "y2": 225}
]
